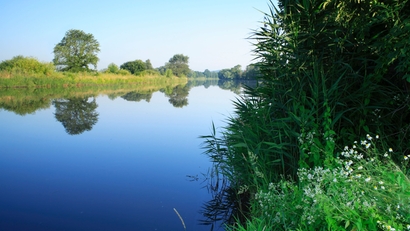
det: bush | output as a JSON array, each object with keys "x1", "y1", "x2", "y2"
[
  {"x1": 0, "y1": 56, "x2": 55, "y2": 76},
  {"x1": 117, "y1": 69, "x2": 130, "y2": 76},
  {"x1": 106, "y1": 63, "x2": 119, "y2": 74},
  {"x1": 165, "y1": 69, "x2": 173, "y2": 78},
  {"x1": 139, "y1": 69, "x2": 161, "y2": 76}
]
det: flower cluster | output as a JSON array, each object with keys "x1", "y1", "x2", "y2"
[{"x1": 254, "y1": 134, "x2": 410, "y2": 230}]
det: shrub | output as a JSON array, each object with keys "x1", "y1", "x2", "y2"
[
  {"x1": 117, "y1": 69, "x2": 130, "y2": 76},
  {"x1": 106, "y1": 63, "x2": 119, "y2": 74},
  {"x1": 0, "y1": 56, "x2": 55, "y2": 76},
  {"x1": 165, "y1": 69, "x2": 173, "y2": 78}
]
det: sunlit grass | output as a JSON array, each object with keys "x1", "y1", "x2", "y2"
[{"x1": 0, "y1": 71, "x2": 187, "y2": 88}]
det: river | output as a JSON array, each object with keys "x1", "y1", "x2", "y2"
[{"x1": 0, "y1": 80, "x2": 246, "y2": 231}]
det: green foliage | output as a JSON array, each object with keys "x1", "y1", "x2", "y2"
[
  {"x1": 165, "y1": 69, "x2": 173, "y2": 78},
  {"x1": 53, "y1": 29, "x2": 100, "y2": 72},
  {"x1": 203, "y1": 69, "x2": 219, "y2": 78},
  {"x1": 145, "y1": 59, "x2": 153, "y2": 70},
  {"x1": 106, "y1": 63, "x2": 119, "y2": 74},
  {"x1": 117, "y1": 69, "x2": 130, "y2": 76},
  {"x1": 165, "y1": 54, "x2": 190, "y2": 77},
  {"x1": 242, "y1": 64, "x2": 261, "y2": 80},
  {"x1": 202, "y1": 0, "x2": 410, "y2": 229},
  {"x1": 217, "y1": 64, "x2": 257, "y2": 80},
  {"x1": 232, "y1": 137, "x2": 410, "y2": 231},
  {"x1": 218, "y1": 68, "x2": 234, "y2": 79},
  {"x1": 120, "y1": 59, "x2": 147, "y2": 75},
  {"x1": 0, "y1": 56, "x2": 55, "y2": 76}
]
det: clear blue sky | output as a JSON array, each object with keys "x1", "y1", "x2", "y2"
[{"x1": 0, "y1": 0, "x2": 273, "y2": 72}]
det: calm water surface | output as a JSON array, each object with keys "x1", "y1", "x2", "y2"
[{"x1": 0, "y1": 84, "x2": 239, "y2": 231}]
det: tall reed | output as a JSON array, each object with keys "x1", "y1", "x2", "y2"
[{"x1": 202, "y1": 0, "x2": 410, "y2": 229}]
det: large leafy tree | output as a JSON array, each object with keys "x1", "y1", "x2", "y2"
[
  {"x1": 165, "y1": 54, "x2": 190, "y2": 77},
  {"x1": 53, "y1": 29, "x2": 100, "y2": 72}
]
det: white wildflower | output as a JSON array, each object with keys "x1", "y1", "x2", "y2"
[{"x1": 384, "y1": 152, "x2": 388, "y2": 157}]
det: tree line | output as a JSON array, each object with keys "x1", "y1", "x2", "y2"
[{"x1": 0, "y1": 29, "x2": 260, "y2": 80}]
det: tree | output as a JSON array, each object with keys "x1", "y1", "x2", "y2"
[
  {"x1": 204, "y1": 69, "x2": 212, "y2": 78},
  {"x1": 218, "y1": 69, "x2": 233, "y2": 79},
  {"x1": 120, "y1": 60, "x2": 146, "y2": 75},
  {"x1": 53, "y1": 29, "x2": 100, "y2": 72},
  {"x1": 165, "y1": 54, "x2": 190, "y2": 77},
  {"x1": 243, "y1": 64, "x2": 260, "y2": 79},
  {"x1": 145, "y1": 59, "x2": 153, "y2": 70},
  {"x1": 231, "y1": 65, "x2": 243, "y2": 78}
]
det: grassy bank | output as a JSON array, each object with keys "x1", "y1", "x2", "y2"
[
  {"x1": 0, "y1": 70, "x2": 187, "y2": 89},
  {"x1": 202, "y1": 0, "x2": 410, "y2": 230}
]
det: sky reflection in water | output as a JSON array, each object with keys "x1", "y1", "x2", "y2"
[{"x1": 0, "y1": 85, "x2": 238, "y2": 231}]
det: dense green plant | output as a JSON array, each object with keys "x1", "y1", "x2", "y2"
[
  {"x1": 0, "y1": 56, "x2": 55, "y2": 76},
  {"x1": 231, "y1": 135, "x2": 410, "y2": 231},
  {"x1": 202, "y1": 0, "x2": 410, "y2": 229},
  {"x1": 53, "y1": 29, "x2": 100, "y2": 72}
]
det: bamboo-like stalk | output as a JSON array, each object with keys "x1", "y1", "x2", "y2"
[{"x1": 173, "y1": 208, "x2": 186, "y2": 231}]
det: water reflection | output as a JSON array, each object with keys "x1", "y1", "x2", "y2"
[
  {"x1": 199, "y1": 166, "x2": 251, "y2": 230},
  {"x1": 53, "y1": 97, "x2": 99, "y2": 135},
  {"x1": 0, "y1": 79, "x2": 255, "y2": 134},
  {"x1": 121, "y1": 91, "x2": 153, "y2": 102},
  {"x1": 0, "y1": 80, "x2": 255, "y2": 230},
  {"x1": 164, "y1": 84, "x2": 190, "y2": 108}
]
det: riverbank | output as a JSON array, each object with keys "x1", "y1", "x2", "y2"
[
  {"x1": 0, "y1": 71, "x2": 187, "y2": 89},
  {"x1": 202, "y1": 0, "x2": 410, "y2": 230}
]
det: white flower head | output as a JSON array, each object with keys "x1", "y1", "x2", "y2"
[
  {"x1": 389, "y1": 148, "x2": 393, "y2": 152},
  {"x1": 384, "y1": 153, "x2": 389, "y2": 157},
  {"x1": 366, "y1": 134, "x2": 373, "y2": 140}
]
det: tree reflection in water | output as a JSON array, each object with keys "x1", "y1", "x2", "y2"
[
  {"x1": 53, "y1": 97, "x2": 99, "y2": 135},
  {"x1": 121, "y1": 91, "x2": 153, "y2": 103},
  {"x1": 164, "y1": 84, "x2": 189, "y2": 108}
]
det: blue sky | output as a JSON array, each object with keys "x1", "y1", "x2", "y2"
[{"x1": 0, "y1": 0, "x2": 273, "y2": 72}]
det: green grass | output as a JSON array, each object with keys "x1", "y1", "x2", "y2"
[{"x1": 0, "y1": 70, "x2": 187, "y2": 89}]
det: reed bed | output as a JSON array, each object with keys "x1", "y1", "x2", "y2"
[{"x1": 201, "y1": 0, "x2": 410, "y2": 230}]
